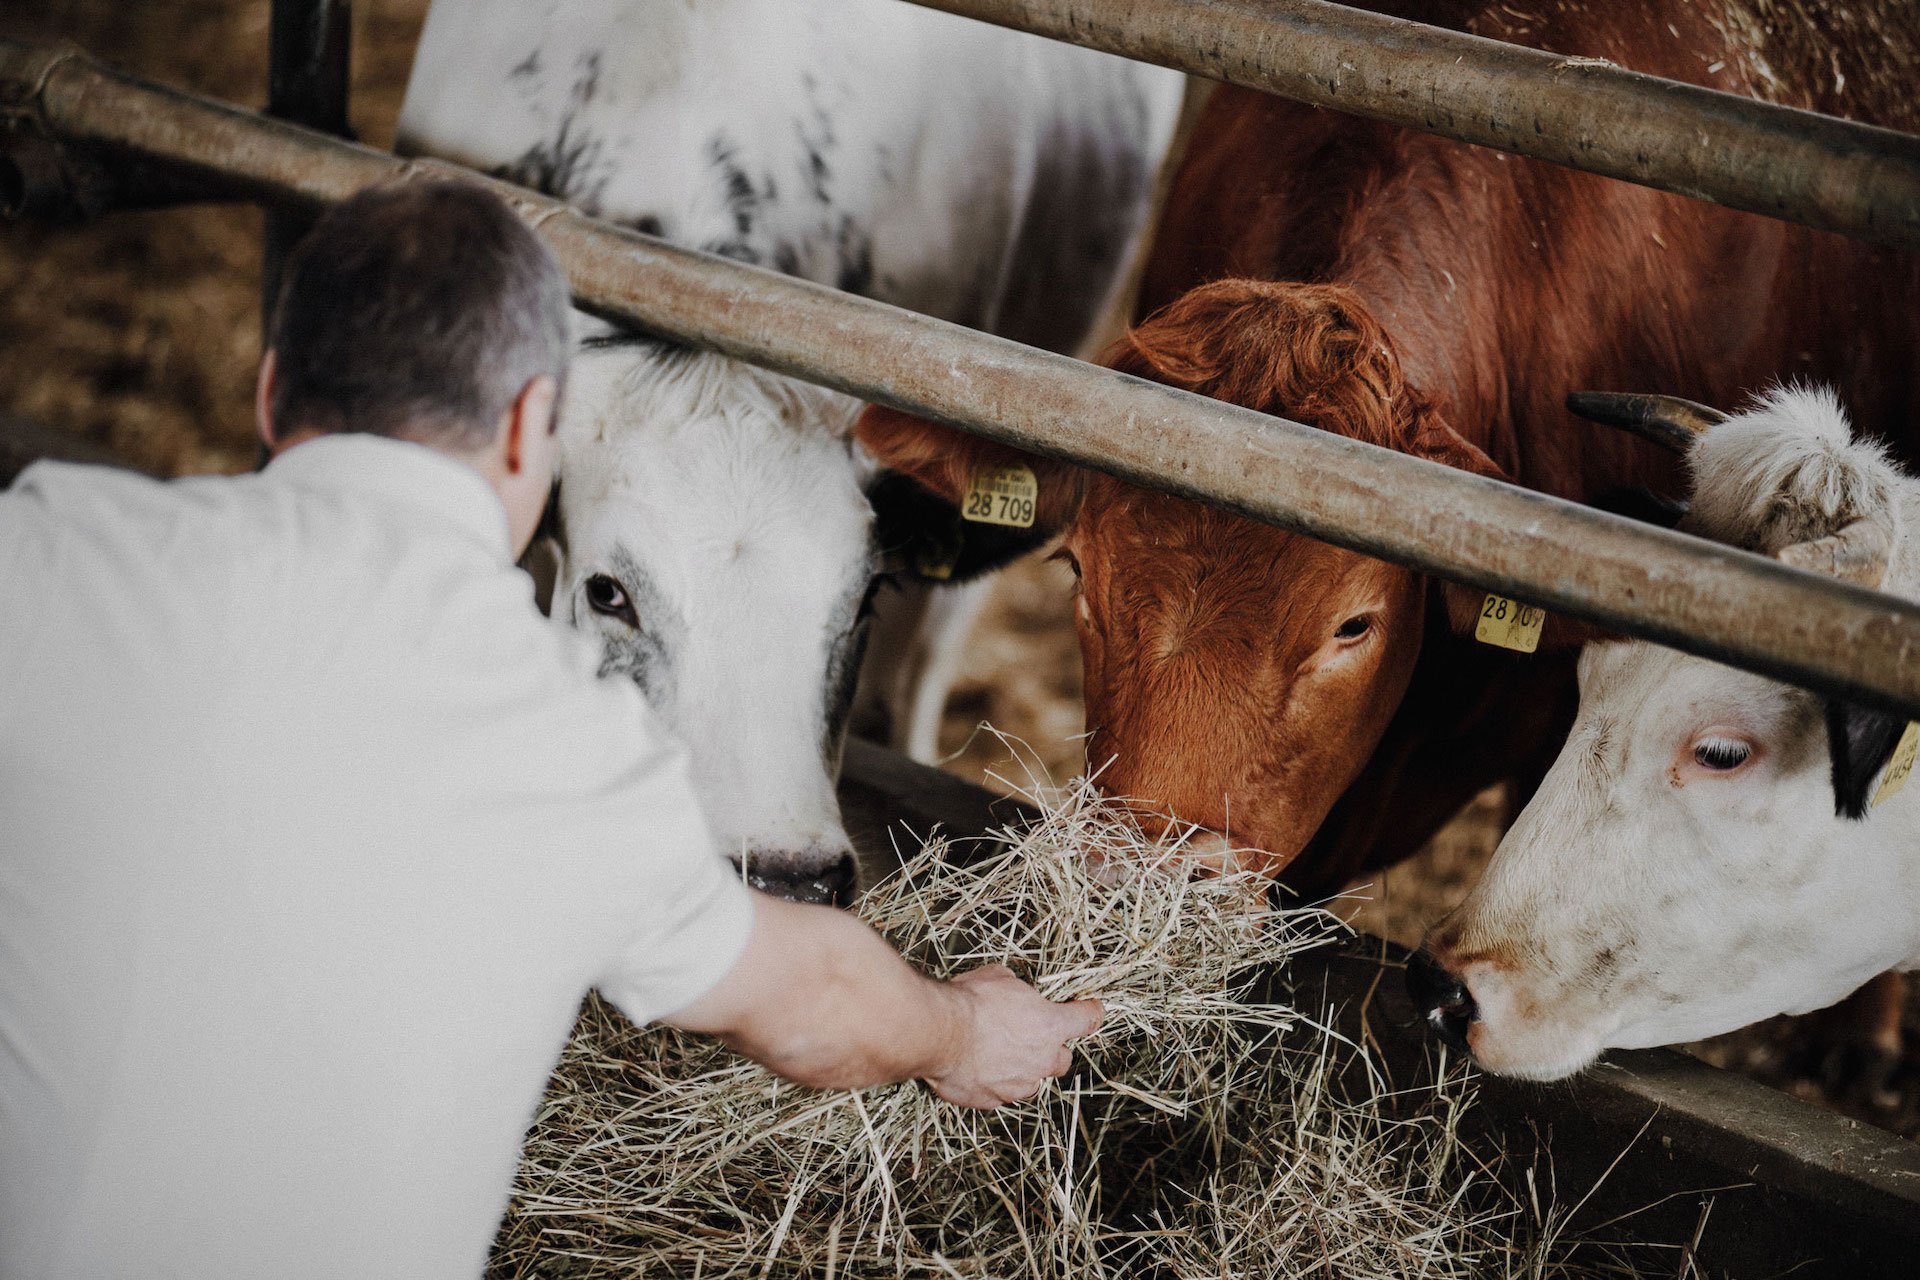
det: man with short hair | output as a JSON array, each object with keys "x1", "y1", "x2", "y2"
[{"x1": 0, "y1": 179, "x2": 1099, "y2": 1280}]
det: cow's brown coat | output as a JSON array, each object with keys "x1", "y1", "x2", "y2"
[{"x1": 859, "y1": 1, "x2": 1920, "y2": 896}]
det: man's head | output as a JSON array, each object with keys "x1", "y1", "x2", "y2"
[{"x1": 259, "y1": 178, "x2": 572, "y2": 555}]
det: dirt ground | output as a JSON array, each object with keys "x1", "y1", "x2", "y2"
[{"x1": 6, "y1": 0, "x2": 1917, "y2": 1138}]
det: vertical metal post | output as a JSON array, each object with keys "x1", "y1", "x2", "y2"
[{"x1": 260, "y1": 0, "x2": 352, "y2": 352}]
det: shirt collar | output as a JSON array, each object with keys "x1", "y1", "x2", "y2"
[{"x1": 265, "y1": 434, "x2": 513, "y2": 560}]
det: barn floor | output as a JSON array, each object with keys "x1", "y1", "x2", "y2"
[{"x1": 6, "y1": 0, "x2": 1917, "y2": 1140}]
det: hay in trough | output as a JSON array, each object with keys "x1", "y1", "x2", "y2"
[{"x1": 491, "y1": 779, "x2": 1639, "y2": 1279}]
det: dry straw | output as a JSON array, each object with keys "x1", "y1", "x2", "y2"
[{"x1": 491, "y1": 778, "x2": 1642, "y2": 1279}]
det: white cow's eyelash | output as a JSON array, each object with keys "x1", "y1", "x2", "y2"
[{"x1": 1692, "y1": 736, "x2": 1752, "y2": 770}]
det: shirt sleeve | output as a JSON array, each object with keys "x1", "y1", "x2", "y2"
[
  {"x1": 597, "y1": 832, "x2": 757, "y2": 1027},
  {"x1": 583, "y1": 713, "x2": 758, "y2": 1026}
]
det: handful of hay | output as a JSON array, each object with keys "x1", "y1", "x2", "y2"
[{"x1": 492, "y1": 781, "x2": 1632, "y2": 1279}]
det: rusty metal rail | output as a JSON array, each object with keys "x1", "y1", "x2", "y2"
[
  {"x1": 5, "y1": 38, "x2": 1920, "y2": 717},
  {"x1": 262, "y1": 0, "x2": 354, "y2": 329},
  {"x1": 907, "y1": 0, "x2": 1920, "y2": 253}
]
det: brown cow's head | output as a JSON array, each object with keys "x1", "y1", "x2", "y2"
[{"x1": 858, "y1": 279, "x2": 1510, "y2": 878}]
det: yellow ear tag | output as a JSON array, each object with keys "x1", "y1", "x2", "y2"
[
  {"x1": 914, "y1": 546, "x2": 956, "y2": 581},
  {"x1": 962, "y1": 464, "x2": 1038, "y2": 529},
  {"x1": 1872, "y1": 721, "x2": 1920, "y2": 808},
  {"x1": 1474, "y1": 593, "x2": 1545, "y2": 654}
]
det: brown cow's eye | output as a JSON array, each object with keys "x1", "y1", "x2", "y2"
[
  {"x1": 1049, "y1": 547, "x2": 1082, "y2": 580},
  {"x1": 1693, "y1": 737, "x2": 1752, "y2": 771},
  {"x1": 585, "y1": 575, "x2": 639, "y2": 629},
  {"x1": 1334, "y1": 616, "x2": 1372, "y2": 642}
]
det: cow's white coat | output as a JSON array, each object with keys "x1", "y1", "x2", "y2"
[
  {"x1": 1426, "y1": 387, "x2": 1920, "y2": 1080},
  {"x1": 398, "y1": 0, "x2": 1182, "y2": 896}
]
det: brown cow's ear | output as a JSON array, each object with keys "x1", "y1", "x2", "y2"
[
  {"x1": 856, "y1": 405, "x2": 1085, "y2": 529},
  {"x1": 1406, "y1": 409, "x2": 1511, "y2": 485},
  {"x1": 1403, "y1": 408, "x2": 1536, "y2": 639},
  {"x1": 855, "y1": 405, "x2": 1086, "y2": 582},
  {"x1": 1436, "y1": 484, "x2": 1689, "y2": 647}
]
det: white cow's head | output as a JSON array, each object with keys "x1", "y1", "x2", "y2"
[
  {"x1": 548, "y1": 338, "x2": 878, "y2": 903},
  {"x1": 1413, "y1": 387, "x2": 1920, "y2": 1079},
  {"x1": 544, "y1": 334, "x2": 1038, "y2": 904}
]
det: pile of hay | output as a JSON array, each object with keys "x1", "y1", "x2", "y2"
[{"x1": 491, "y1": 781, "x2": 1635, "y2": 1279}]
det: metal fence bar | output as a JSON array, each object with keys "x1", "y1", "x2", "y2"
[
  {"x1": 904, "y1": 0, "x2": 1920, "y2": 253},
  {"x1": 262, "y1": 0, "x2": 354, "y2": 461},
  {"x1": 5, "y1": 38, "x2": 1920, "y2": 717}
]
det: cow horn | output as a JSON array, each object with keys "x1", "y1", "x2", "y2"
[
  {"x1": 1775, "y1": 518, "x2": 1893, "y2": 590},
  {"x1": 1564, "y1": 391, "x2": 1731, "y2": 454}
]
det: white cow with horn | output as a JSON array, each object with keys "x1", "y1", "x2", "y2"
[
  {"x1": 398, "y1": 0, "x2": 1184, "y2": 902},
  {"x1": 1409, "y1": 385, "x2": 1920, "y2": 1082}
]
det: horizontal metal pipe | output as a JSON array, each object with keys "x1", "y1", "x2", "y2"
[
  {"x1": 5, "y1": 38, "x2": 1920, "y2": 716},
  {"x1": 906, "y1": 0, "x2": 1920, "y2": 253}
]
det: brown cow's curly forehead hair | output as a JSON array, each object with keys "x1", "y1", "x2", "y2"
[{"x1": 1108, "y1": 279, "x2": 1436, "y2": 455}]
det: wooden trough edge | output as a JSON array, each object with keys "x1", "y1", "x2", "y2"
[{"x1": 838, "y1": 740, "x2": 1920, "y2": 1279}]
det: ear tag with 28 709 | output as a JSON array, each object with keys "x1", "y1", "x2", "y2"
[
  {"x1": 1474, "y1": 593, "x2": 1545, "y2": 654},
  {"x1": 962, "y1": 465, "x2": 1038, "y2": 529}
]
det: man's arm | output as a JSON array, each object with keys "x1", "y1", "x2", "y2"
[{"x1": 660, "y1": 892, "x2": 1103, "y2": 1109}]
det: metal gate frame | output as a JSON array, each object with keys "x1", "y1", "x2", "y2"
[{"x1": 5, "y1": 34, "x2": 1919, "y2": 718}]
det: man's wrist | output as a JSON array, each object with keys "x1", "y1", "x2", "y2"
[{"x1": 917, "y1": 973, "x2": 974, "y2": 1086}]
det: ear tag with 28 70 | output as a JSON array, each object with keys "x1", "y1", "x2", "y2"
[
  {"x1": 1474, "y1": 593, "x2": 1545, "y2": 653},
  {"x1": 962, "y1": 464, "x2": 1038, "y2": 529}
]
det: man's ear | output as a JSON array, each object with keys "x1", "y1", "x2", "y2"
[
  {"x1": 1826, "y1": 700, "x2": 1910, "y2": 820},
  {"x1": 855, "y1": 405, "x2": 1085, "y2": 582},
  {"x1": 255, "y1": 348, "x2": 279, "y2": 452},
  {"x1": 503, "y1": 374, "x2": 560, "y2": 475}
]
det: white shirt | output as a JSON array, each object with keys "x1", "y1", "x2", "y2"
[{"x1": 0, "y1": 435, "x2": 755, "y2": 1279}]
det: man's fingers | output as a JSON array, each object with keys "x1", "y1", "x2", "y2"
[{"x1": 1054, "y1": 996, "x2": 1104, "y2": 1040}]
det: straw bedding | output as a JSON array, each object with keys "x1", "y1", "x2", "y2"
[{"x1": 490, "y1": 780, "x2": 1639, "y2": 1279}]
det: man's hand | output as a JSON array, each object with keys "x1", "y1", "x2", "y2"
[
  {"x1": 651, "y1": 894, "x2": 1102, "y2": 1109},
  {"x1": 925, "y1": 964, "x2": 1104, "y2": 1109}
]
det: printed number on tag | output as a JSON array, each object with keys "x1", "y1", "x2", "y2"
[
  {"x1": 962, "y1": 465, "x2": 1038, "y2": 529},
  {"x1": 1873, "y1": 722, "x2": 1920, "y2": 808},
  {"x1": 1474, "y1": 593, "x2": 1546, "y2": 654}
]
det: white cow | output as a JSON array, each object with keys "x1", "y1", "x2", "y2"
[
  {"x1": 1411, "y1": 386, "x2": 1920, "y2": 1080},
  {"x1": 398, "y1": 0, "x2": 1183, "y2": 901}
]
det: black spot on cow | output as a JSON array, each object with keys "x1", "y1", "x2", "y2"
[
  {"x1": 492, "y1": 51, "x2": 613, "y2": 209},
  {"x1": 836, "y1": 217, "x2": 874, "y2": 296},
  {"x1": 572, "y1": 51, "x2": 603, "y2": 107},
  {"x1": 630, "y1": 214, "x2": 666, "y2": 238},
  {"x1": 805, "y1": 145, "x2": 831, "y2": 203},
  {"x1": 706, "y1": 133, "x2": 760, "y2": 238},
  {"x1": 706, "y1": 241, "x2": 764, "y2": 267},
  {"x1": 494, "y1": 131, "x2": 608, "y2": 211},
  {"x1": 586, "y1": 547, "x2": 683, "y2": 710}
]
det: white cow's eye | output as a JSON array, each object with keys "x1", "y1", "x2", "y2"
[
  {"x1": 585, "y1": 574, "x2": 639, "y2": 629},
  {"x1": 1693, "y1": 737, "x2": 1752, "y2": 771}
]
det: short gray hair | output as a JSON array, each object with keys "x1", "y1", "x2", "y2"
[{"x1": 267, "y1": 178, "x2": 571, "y2": 450}]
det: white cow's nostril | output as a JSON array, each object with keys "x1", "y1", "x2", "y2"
[{"x1": 734, "y1": 848, "x2": 859, "y2": 907}]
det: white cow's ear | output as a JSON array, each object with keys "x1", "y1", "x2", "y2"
[
  {"x1": 1775, "y1": 518, "x2": 1903, "y2": 819},
  {"x1": 866, "y1": 470, "x2": 1053, "y2": 584},
  {"x1": 1826, "y1": 701, "x2": 1908, "y2": 820}
]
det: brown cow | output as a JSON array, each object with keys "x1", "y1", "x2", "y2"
[{"x1": 861, "y1": 1, "x2": 1920, "y2": 897}]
